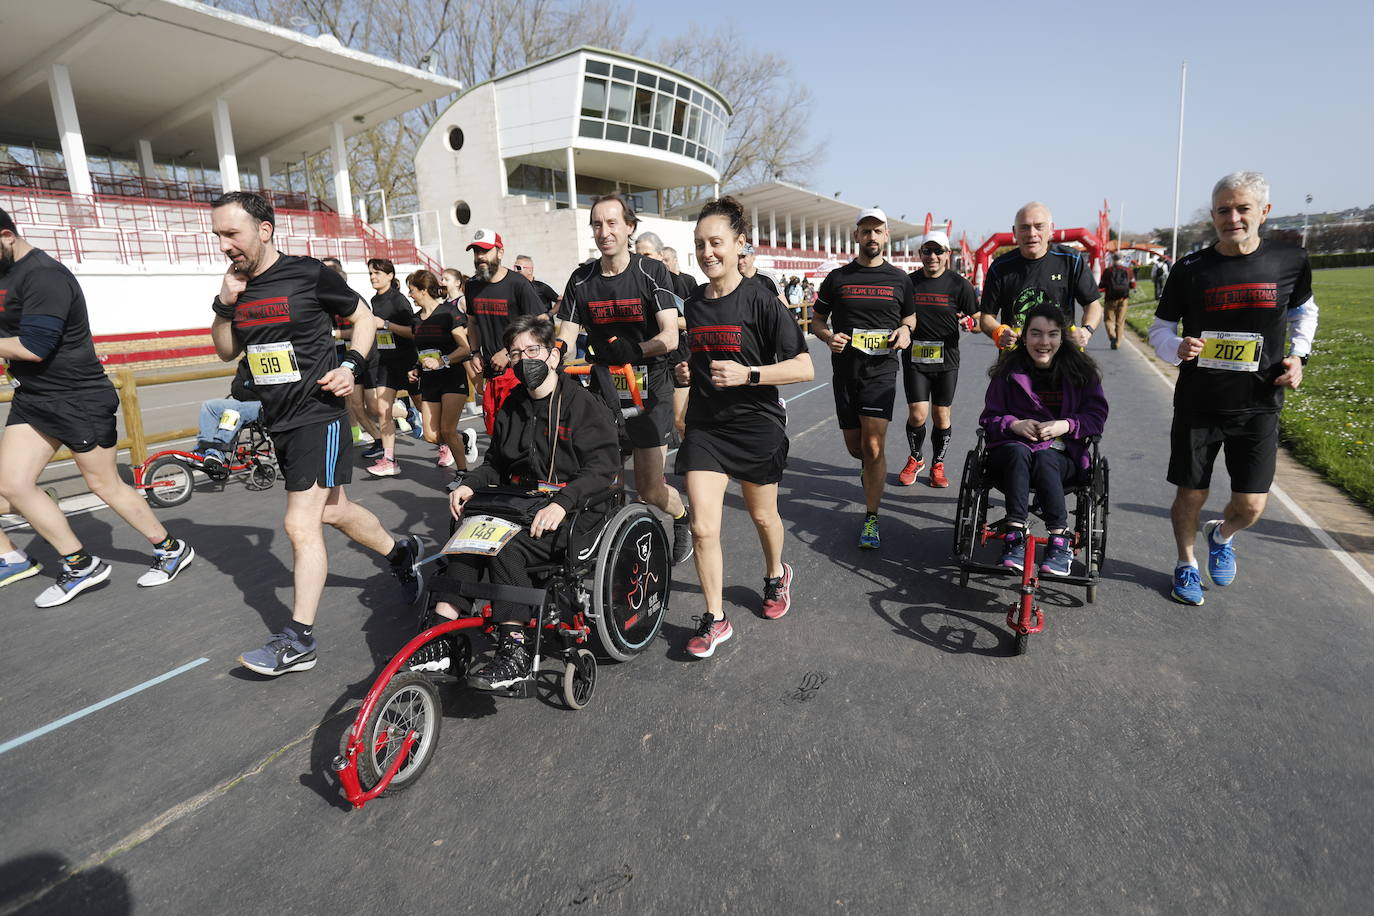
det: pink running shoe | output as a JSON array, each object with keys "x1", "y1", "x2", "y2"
[
  {"x1": 366, "y1": 457, "x2": 400, "y2": 477},
  {"x1": 436, "y1": 445, "x2": 455, "y2": 468},
  {"x1": 761, "y1": 563, "x2": 793, "y2": 619},
  {"x1": 686, "y1": 615, "x2": 733, "y2": 658}
]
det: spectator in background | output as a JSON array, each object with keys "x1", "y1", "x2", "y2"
[
  {"x1": 740, "y1": 244, "x2": 788, "y2": 308},
  {"x1": 1152, "y1": 258, "x2": 1170, "y2": 301},
  {"x1": 512, "y1": 255, "x2": 560, "y2": 318},
  {"x1": 1098, "y1": 254, "x2": 1137, "y2": 350}
]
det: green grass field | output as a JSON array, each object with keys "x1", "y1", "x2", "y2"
[{"x1": 1126, "y1": 267, "x2": 1374, "y2": 509}]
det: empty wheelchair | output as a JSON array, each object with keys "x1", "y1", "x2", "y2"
[
  {"x1": 952, "y1": 428, "x2": 1109, "y2": 654},
  {"x1": 332, "y1": 480, "x2": 671, "y2": 809}
]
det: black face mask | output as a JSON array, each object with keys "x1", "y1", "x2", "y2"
[{"x1": 513, "y1": 357, "x2": 549, "y2": 389}]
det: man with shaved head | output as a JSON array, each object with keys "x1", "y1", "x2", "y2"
[{"x1": 980, "y1": 202, "x2": 1102, "y2": 350}]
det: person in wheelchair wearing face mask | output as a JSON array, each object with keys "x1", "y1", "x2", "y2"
[{"x1": 434, "y1": 314, "x2": 620, "y2": 690}]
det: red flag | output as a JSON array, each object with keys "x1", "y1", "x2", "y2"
[{"x1": 924, "y1": 213, "x2": 933, "y2": 234}]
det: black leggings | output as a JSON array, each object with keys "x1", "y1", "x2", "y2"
[{"x1": 987, "y1": 443, "x2": 1075, "y2": 529}]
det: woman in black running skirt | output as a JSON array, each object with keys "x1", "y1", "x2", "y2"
[
  {"x1": 407, "y1": 269, "x2": 471, "y2": 475},
  {"x1": 673, "y1": 197, "x2": 814, "y2": 659}
]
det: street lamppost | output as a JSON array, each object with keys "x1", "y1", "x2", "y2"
[{"x1": 1302, "y1": 194, "x2": 1313, "y2": 249}]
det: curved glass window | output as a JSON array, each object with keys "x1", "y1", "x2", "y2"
[{"x1": 579, "y1": 57, "x2": 730, "y2": 168}]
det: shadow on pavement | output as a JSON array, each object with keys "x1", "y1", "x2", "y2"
[{"x1": 0, "y1": 852, "x2": 131, "y2": 915}]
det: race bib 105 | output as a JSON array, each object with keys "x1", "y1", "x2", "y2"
[{"x1": 850, "y1": 328, "x2": 894, "y2": 355}]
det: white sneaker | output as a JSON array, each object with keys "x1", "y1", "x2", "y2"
[
  {"x1": 461, "y1": 428, "x2": 479, "y2": 465},
  {"x1": 464, "y1": 402, "x2": 480, "y2": 417},
  {"x1": 137, "y1": 542, "x2": 196, "y2": 587},
  {"x1": 355, "y1": 431, "x2": 375, "y2": 445},
  {"x1": 35, "y1": 558, "x2": 112, "y2": 607}
]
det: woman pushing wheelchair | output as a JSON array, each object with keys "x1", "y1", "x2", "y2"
[
  {"x1": 434, "y1": 314, "x2": 620, "y2": 690},
  {"x1": 980, "y1": 302, "x2": 1108, "y2": 576}
]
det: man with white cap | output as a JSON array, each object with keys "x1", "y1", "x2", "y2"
[
  {"x1": 979, "y1": 201, "x2": 1102, "y2": 350},
  {"x1": 810, "y1": 208, "x2": 917, "y2": 549},
  {"x1": 898, "y1": 229, "x2": 980, "y2": 488},
  {"x1": 462, "y1": 228, "x2": 546, "y2": 430}
]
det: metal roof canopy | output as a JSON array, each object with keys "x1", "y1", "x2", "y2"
[
  {"x1": 0, "y1": 0, "x2": 463, "y2": 164},
  {"x1": 671, "y1": 180, "x2": 926, "y2": 241}
]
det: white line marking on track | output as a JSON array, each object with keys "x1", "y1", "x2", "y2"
[
  {"x1": 0, "y1": 657, "x2": 210, "y2": 755},
  {"x1": 666, "y1": 381, "x2": 830, "y2": 459},
  {"x1": 1127, "y1": 338, "x2": 1374, "y2": 599}
]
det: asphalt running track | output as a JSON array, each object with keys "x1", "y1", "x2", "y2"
[{"x1": 2, "y1": 333, "x2": 1372, "y2": 914}]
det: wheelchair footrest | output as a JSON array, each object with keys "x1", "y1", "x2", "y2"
[{"x1": 465, "y1": 675, "x2": 535, "y2": 698}]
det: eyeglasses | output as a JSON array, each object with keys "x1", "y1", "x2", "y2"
[
  {"x1": 510, "y1": 344, "x2": 549, "y2": 359},
  {"x1": 920, "y1": 246, "x2": 947, "y2": 256}
]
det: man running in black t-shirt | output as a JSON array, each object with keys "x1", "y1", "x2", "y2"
[
  {"x1": 1148, "y1": 172, "x2": 1318, "y2": 606},
  {"x1": 740, "y1": 244, "x2": 788, "y2": 307},
  {"x1": 463, "y1": 229, "x2": 546, "y2": 431},
  {"x1": 0, "y1": 208, "x2": 195, "y2": 606},
  {"x1": 811, "y1": 208, "x2": 917, "y2": 549},
  {"x1": 979, "y1": 202, "x2": 1103, "y2": 350},
  {"x1": 557, "y1": 193, "x2": 693, "y2": 564},
  {"x1": 513, "y1": 255, "x2": 560, "y2": 317},
  {"x1": 207, "y1": 192, "x2": 423, "y2": 676},
  {"x1": 898, "y1": 230, "x2": 979, "y2": 489},
  {"x1": 637, "y1": 237, "x2": 697, "y2": 441}
]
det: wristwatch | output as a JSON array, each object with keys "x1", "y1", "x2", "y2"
[
  {"x1": 1081, "y1": 323, "x2": 1096, "y2": 335},
  {"x1": 1295, "y1": 354, "x2": 1309, "y2": 366},
  {"x1": 748, "y1": 367, "x2": 761, "y2": 386},
  {"x1": 441, "y1": 354, "x2": 451, "y2": 368}
]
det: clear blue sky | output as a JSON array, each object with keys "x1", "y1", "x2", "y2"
[{"x1": 642, "y1": 0, "x2": 1373, "y2": 244}]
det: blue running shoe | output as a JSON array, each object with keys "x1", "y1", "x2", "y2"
[
  {"x1": 362, "y1": 441, "x2": 385, "y2": 461},
  {"x1": 240, "y1": 628, "x2": 317, "y2": 676},
  {"x1": 0, "y1": 554, "x2": 42, "y2": 589},
  {"x1": 1202, "y1": 519, "x2": 1237, "y2": 587},
  {"x1": 406, "y1": 405, "x2": 424, "y2": 439},
  {"x1": 1000, "y1": 528, "x2": 1026, "y2": 571},
  {"x1": 858, "y1": 514, "x2": 881, "y2": 550},
  {"x1": 1040, "y1": 533, "x2": 1073, "y2": 577},
  {"x1": 34, "y1": 558, "x2": 112, "y2": 608},
  {"x1": 1171, "y1": 564, "x2": 1205, "y2": 605}
]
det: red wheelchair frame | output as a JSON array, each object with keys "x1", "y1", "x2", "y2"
[{"x1": 134, "y1": 420, "x2": 276, "y2": 508}]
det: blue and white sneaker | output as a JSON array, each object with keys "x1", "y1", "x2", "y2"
[
  {"x1": 0, "y1": 555, "x2": 42, "y2": 588},
  {"x1": 858, "y1": 514, "x2": 881, "y2": 550},
  {"x1": 406, "y1": 405, "x2": 425, "y2": 439},
  {"x1": 1171, "y1": 564, "x2": 1205, "y2": 606},
  {"x1": 1202, "y1": 520, "x2": 1237, "y2": 587},
  {"x1": 137, "y1": 540, "x2": 195, "y2": 587},
  {"x1": 1000, "y1": 528, "x2": 1026, "y2": 571},
  {"x1": 239, "y1": 628, "x2": 318, "y2": 676},
  {"x1": 1040, "y1": 533, "x2": 1073, "y2": 577},
  {"x1": 34, "y1": 558, "x2": 112, "y2": 608}
]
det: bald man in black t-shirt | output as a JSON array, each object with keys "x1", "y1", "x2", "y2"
[{"x1": 208, "y1": 192, "x2": 424, "y2": 677}]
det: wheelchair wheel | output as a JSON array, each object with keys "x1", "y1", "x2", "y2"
[
  {"x1": 143, "y1": 456, "x2": 194, "y2": 508},
  {"x1": 562, "y1": 648, "x2": 597, "y2": 710},
  {"x1": 1091, "y1": 458, "x2": 1109, "y2": 577},
  {"x1": 952, "y1": 447, "x2": 980, "y2": 555},
  {"x1": 592, "y1": 504, "x2": 671, "y2": 661},
  {"x1": 351, "y1": 671, "x2": 442, "y2": 794},
  {"x1": 247, "y1": 460, "x2": 277, "y2": 491}
]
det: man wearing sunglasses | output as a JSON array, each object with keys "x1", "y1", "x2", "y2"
[{"x1": 898, "y1": 231, "x2": 979, "y2": 488}]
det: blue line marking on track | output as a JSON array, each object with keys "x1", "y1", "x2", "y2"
[{"x1": 0, "y1": 657, "x2": 210, "y2": 756}]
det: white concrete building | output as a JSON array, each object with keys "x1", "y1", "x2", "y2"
[{"x1": 415, "y1": 47, "x2": 731, "y2": 286}]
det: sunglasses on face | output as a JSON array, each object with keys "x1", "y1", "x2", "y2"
[{"x1": 920, "y1": 246, "x2": 947, "y2": 256}]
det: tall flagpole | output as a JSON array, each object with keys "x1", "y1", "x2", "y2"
[{"x1": 1171, "y1": 61, "x2": 1187, "y2": 261}]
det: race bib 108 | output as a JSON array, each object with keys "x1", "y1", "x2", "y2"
[{"x1": 909, "y1": 340, "x2": 944, "y2": 364}]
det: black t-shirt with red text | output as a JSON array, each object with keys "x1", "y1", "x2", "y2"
[
  {"x1": 907, "y1": 269, "x2": 978, "y2": 373},
  {"x1": 982, "y1": 246, "x2": 1100, "y2": 329},
  {"x1": 370, "y1": 287, "x2": 417, "y2": 368},
  {"x1": 684, "y1": 278, "x2": 806, "y2": 428},
  {"x1": 559, "y1": 253, "x2": 681, "y2": 364},
  {"x1": 414, "y1": 301, "x2": 465, "y2": 366},
  {"x1": 1156, "y1": 240, "x2": 1312, "y2": 415},
  {"x1": 223, "y1": 254, "x2": 360, "y2": 432},
  {"x1": 0, "y1": 248, "x2": 110, "y2": 396},
  {"x1": 464, "y1": 269, "x2": 545, "y2": 372},
  {"x1": 813, "y1": 260, "x2": 917, "y2": 365}
]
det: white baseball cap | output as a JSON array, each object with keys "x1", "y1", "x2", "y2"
[
  {"x1": 856, "y1": 207, "x2": 887, "y2": 226},
  {"x1": 920, "y1": 230, "x2": 951, "y2": 251},
  {"x1": 466, "y1": 228, "x2": 504, "y2": 251}
]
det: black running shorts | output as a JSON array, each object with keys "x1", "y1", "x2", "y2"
[
  {"x1": 623, "y1": 363, "x2": 675, "y2": 449},
  {"x1": 356, "y1": 349, "x2": 382, "y2": 390},
  {"x1": 1167, "y1": 410, "x2": 1279, "y2": 493},
  {"x1": 903, "y1": 366, "x2": 959, "y2": 407},
  {"x1": 7, "y1": 388, "x2": 119, "y2": 453},
  {"x1": 675, "y1": 418, "x2": 788, "y2": 485},
  {"x1": 833, "y1": 355, "x2": 898, "y2": 429},
  {"x1": 374, "y1": 360, "x2": 414, "y2": 393},
  {"x1": 272, "y1": 416, "x2": 354, "y2": 491},
  {"x1": 418, "y1": 367, "x2": 469, "y2": 402}
]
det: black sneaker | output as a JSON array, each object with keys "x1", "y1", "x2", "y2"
[
  {"x1": 362, "y1": 442, "x2": 385, "y2": 461},
  {"x1": 407, "y1": 635, "x2": 453, "y2": 673},
  {"x1": 468, "y1": 630, "x2": 531, "y2": 690},
  {"x1": 672, "y1": 508, "x2": 693, "y2": 565},
  {"x1": 390, "y1": 534, "x2": 425, "y2": 605}
]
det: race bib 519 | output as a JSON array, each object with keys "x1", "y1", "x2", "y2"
[{"x1": 246, "y1": 341, "x2": 301, "y2": 385}]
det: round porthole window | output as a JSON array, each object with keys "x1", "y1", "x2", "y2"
[
  {"x1": 453, "y1": 201, "x2": 471, "y2": 225},
  {"x1": 446, "y1": 127, "x2": 465, "y2": 151}
]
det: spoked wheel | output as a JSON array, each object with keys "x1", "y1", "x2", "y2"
[
  {"x1": 1091, "y1": 458, "x2": 1110, "y2": 577},
  {"x1": 952, "y1": 447, "x2": 982, "y2": 555},
  {"x1": 247, "y1": 461, "x2": 278, "y2": 491},
  {"x1": 348, "y1": 672, "x2": 442, "y2": 794},
  {"x1": 143, "y1": 456, "x2": 195, "y2": 508},
  {"x1": 592, "y1": 504, "x2": 671, "y2": 661},
  {"x1": 562, "y1": 648, "x2": 597, "y2": 710}
]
